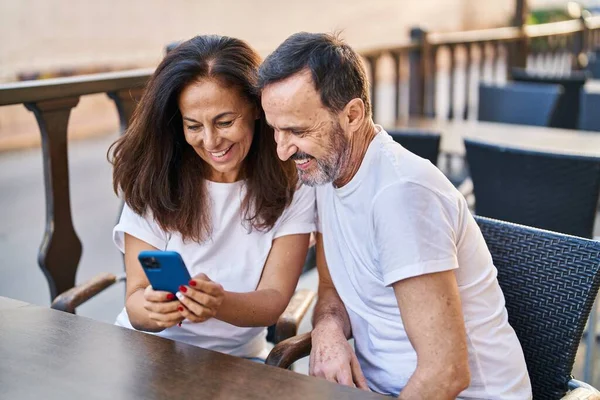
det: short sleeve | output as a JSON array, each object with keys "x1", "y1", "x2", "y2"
[
  {"x1": 273, "y1": 184, "x2": 317, "y2": 239},
  {"x1": 372, "y1": 182, "x2": 460, "y2": 286},
  {"x1": 113, "y1": 204, "x2": 169, "y2": 253}
]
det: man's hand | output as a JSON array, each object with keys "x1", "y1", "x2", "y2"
[{"x1": 309, "y1": 319, "x2": 370, "y2": 390}]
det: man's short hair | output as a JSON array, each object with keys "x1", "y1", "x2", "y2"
[{"x1": 258, "y1": 32, "x2": 372, "y2": 117}]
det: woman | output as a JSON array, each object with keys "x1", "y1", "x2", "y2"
[{"x1": 109, "y1": 35, "x2": 315, "y2": 360}]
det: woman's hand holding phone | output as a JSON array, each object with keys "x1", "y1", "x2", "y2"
[
  {"x1": 176, "y1": 273, "x2": 225, "y2": 323},
  {"x1": 142, "y1": 285, "x2": 184, "y2": 329}
]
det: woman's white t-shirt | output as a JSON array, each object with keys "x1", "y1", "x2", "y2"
[{"x1": 113, "y1": 181, "x2": 315, "y2": 359}]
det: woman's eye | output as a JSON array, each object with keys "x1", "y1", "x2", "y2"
[
  {"x1": 187, "y1": 125, "x2": 201, "y2": 132},
  {"x1": 217, "y1": 120, "x2": 234, "y2": 128}
]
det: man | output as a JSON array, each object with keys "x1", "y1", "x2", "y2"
[{"x1": 258, "y1": 32, "x2": 532, "y2": 399}]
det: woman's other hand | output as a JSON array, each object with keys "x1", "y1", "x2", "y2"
[{"x1": 176, "y1": 273, "x2": 225, "y2": 323}]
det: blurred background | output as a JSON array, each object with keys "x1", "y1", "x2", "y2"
[
  {"x1": 2, "y1": 0, "x2": 597, "y2": 149},
  {"x1": 2, "y1": 0, "x2": 600, "y2": 384}
]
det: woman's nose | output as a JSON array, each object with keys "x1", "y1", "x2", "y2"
[{"x1": 203, "y1": 127, "x2": 221, "y2": 150}]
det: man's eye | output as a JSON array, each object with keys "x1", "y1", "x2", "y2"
[
  {"x1": 217, "y1": 120, "x2": 234, "y2": 128},
  {"x1": 291, "y1": 130, "x2": 305, "y2": 136}
]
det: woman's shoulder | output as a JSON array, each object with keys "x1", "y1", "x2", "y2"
[
  {"x1": 270, "y1": 183, "x2": 316, "y2": 238},
  {"x1": 291, "y1": 183, "x2": 316, "y2": 206}
]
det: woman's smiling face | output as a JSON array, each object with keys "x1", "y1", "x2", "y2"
[{"x1": 178, "y1": 78, "x2": 258, "y2": 183}]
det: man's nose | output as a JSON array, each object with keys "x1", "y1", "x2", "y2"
[{"x1": 275, "y1": 130, "x2": 297, "y2": 161}]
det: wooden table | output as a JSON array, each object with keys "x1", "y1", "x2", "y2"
[
  {"x1": 394, "y1": 118, "x2": 600, "y2": 157},
  {"x1": 0, "y1": 297, "x2": 385, "y2": 400}
]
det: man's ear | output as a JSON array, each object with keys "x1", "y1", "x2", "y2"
[{"x1": 343, "y1": 98, "x2": 366, "y2": 131}]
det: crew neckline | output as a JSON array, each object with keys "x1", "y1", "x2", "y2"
[{"x1": 335, "y1": 125, "x2": 385, "y2": 196}]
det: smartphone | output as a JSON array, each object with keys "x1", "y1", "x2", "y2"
[{"x1": 138, "y1": 250, "x2": 192, "y2": 295}]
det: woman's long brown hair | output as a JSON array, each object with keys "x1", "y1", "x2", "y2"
[{"x1": 110, "y1": 35, "x2": 297, "y2": 243}]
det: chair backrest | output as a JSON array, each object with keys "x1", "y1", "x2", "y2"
[
  {"x1": 465, "y1": 138, "x2": 600, "y2": 238},
  {"x1": 387, "y1": 130, "x2": 441, "y2": 165},
  {"x1": 578, "y1": 90, "x2": 600, "y2": 132},
  {"x1": 478, "y1": 82, "x2": 562, "y2": 127},
  {"x1": 511, "y1": 68, "x2": 589, "y2": 129},
  {"x1": 474, "y1": 216, "x2": 600, "y2": 400}
]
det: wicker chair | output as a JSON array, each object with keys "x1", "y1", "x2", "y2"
[
  {"x1": 386, "y1": 130, "x2": 441, "y2": 166},
  {"x1": 511, "y1": 68, "x2": 589, "y2": 130},
  {"x1": 478, "y1": 82, "x2": 562, "y2": 127},
  {"x1": 464, "y1": 138, "x2": 600, "y2": 239},
  {"x1": 266, "y1": 217, "x2": 600, "y2": 399}
]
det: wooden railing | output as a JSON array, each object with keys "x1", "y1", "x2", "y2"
[
  {"x1": 0, "y1": 70, "x2": 150, "y2": 300},
  {"x1": 361, "y1": 14, "x2": 600, "y2": 124},
  {"x1": 1, "y1": 13, "x2": 600, "y2": 302}
]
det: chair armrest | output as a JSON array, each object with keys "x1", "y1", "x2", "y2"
[
  {"x1": 563, "y1": 379, "x2": 600, "y2": 399},
  {"x1": 51, "y1": 273, "x2": 124, "y2": 313},
  {"x1": 274, "y1": 289, "x2": 316, "y2": 343},
  {"x1": 266, "y1": 331, "x2": 312, "y2": 369}
]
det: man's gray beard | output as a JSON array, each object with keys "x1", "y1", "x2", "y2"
[{"x1": 298, "y1": 123, "x2": 350, "y2": 187}]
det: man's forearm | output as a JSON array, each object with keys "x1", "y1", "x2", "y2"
[
  {"x1": 398, "y1": 362, "x2": 470, "y2": 399},
  {"x1": 312, "y1": 286, "x2": 352, "y2": 338}
]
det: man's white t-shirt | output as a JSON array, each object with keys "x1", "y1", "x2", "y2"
[
  {"x1": 114, "y1": 181, "x2": 315, "y2": 359},
  {"x1": 316, "y1": 127, "x2": 532, "y2": 399}
]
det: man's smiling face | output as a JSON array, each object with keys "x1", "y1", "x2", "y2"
[{"x1": 261, "y1": 70, "x2": 350, "y2": 186}]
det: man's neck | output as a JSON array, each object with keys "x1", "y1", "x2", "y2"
[{"x1": 333, "y1": 120, "x2": 378, "y2": 188}]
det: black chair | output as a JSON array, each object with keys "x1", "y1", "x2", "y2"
[
  {"x1": 511, "y1": 68, "x2": 589, "y2": 129},
  {"x1": 464, "y1": 138, "x2": 600, "y2": 238},
  {"x1": 267, "y1": 216, "x2": 600, "y2": 399},
  {"x1": 387, "y1": 130, "x2": 441, "y2": 165},
  {"x1": 579, "y1": 90, "x2": 600, "y2": 132},
  {"x1": 477, "y1": 82, "x2": 562, "y2": 127},
  {"x1": 474, "y1": 216, "x2": 600, "y2": 399}
]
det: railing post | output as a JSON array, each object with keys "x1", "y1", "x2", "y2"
[
  {"x1": 409, "y1": 27, "x2": 428, "y2": 117},
  {"x1": 463, "y1": 45, "x2": 473, "y2": 120},
  {"x1": 107, "y1": 88, "x2": 145, "y2": 133},
  {"x1": 514, "y1": 0, "x2": 527, "y2": 26},
  {"x1": 364, "y1": 55, "x2": 379, "y2": 120},
  {"x1": 512, "y1": 0, "x2": 529, "y2": 71},
  {"x1": 391, "y1": 52, "x2": 402, "y2": 123},
  {"x1": 447, "y1": 44, "x2": 456, "y2": 120},
  {"x1": 573, "y1": 14, "x2": 589, "y2": 69},
  {"x1": 25, "y1": 97, "x2": 82, "y2": 302}
]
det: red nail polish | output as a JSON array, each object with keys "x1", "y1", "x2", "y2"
[
  {"x1": 189, "y1": 280, "x2": 197, "y2": 287},
  {"x1": 167, "y1": 293, "x2": 175, "y2": 300},
  {"x1": 178, "y1": 322, "x2": 182, "y2": 327},
  {"x1": 178, "y1": 306, "x2": 184, "y2": 312},
  {"x1": 179, "y1": 285, "x2": 187, "y2": 293}
]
